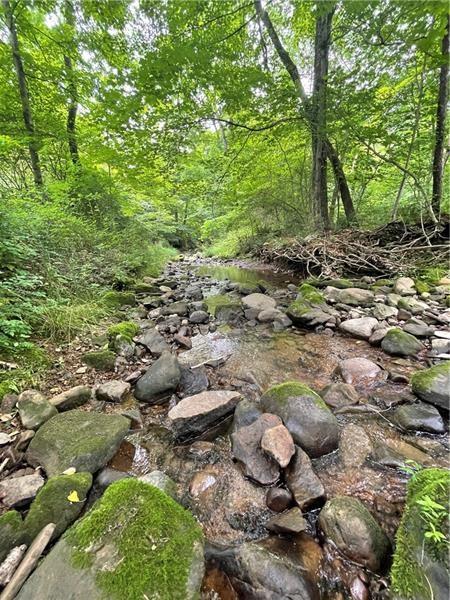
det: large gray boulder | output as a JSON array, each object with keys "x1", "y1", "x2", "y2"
[
  {"x1": 169, "y1": 390, "x2": 242, "y2": 438},
  {"x1": 134, "y1": 351, "x2": 181, "y2": 403},
  {"x1": 261, "y1": 382, "x2": 339, "y2": 457},
  {"x1": 392, "y1": 402, "x2": 445, "y2": 433},
  {"x1": 319, "y1": 496, "x2": 390, "y2": 572},
  {"x1": 339, "y1": 317, "x2": 378, "y2": 340},
  {"x1": 16, "y1": 479, "x2": 204, "y2": 600},
  {"x1": 26, "y1": 410, "x2": 129, "y2": 476},
  {"x1": 411, "y1": 362, "x2": 450, "y2": 410},
  {"x1": 381, "y1": 328, "x2": 424, "y2": 356}
]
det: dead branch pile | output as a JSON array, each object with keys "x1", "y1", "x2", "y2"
[{"x1": 257, "y1": 220, "x2": 450, "y2": 278}]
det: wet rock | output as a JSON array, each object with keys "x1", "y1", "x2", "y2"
[
  {"x1": 96, "y1": 467, "x2": 130, "y2": 491},
  {"x1": 393, "y1": 277, "x2": 416, "y2": 296},
  {"x1": 261, "y1": 382, "x2": 339, "y2": 457},
  {"x1": 390, "y1": 468, "x2": 449, "y2": 600},
  {"x1": 232, "y1": 414, "x2": 281, "y2": 485},
  {"x1": 320, "y1": 383, "x2": 360, "y2": 409},
  {"x1": 266, "y1": 507, "x2": 307, "y2": 534},
  {"x1": 179, "y1": 365, "x2": 208, "y2": 396},
  {"x1": 261, "y1": 424, "x2": 295, "y2": 468},
  {"x1": 392, "y1": 402, "x2": 445, "y2": 433},
  {"x1": 161, "y1": 300, "x2": 189, "y2": 316},
  {"x1": 339, "y1": 357, "x2": 382, "y2": 385},
  {"x1": 26, "y1": 409, "x2": 129, "y2": 476},
  {"x1": 339, "y1": 424, "x2": 372, "y2": 468},
  {"x1": 231, "y1": 399, "x2": 262, "y2": 432},
  {"x1": 242, "y1": 293, "x2": 276, "y2": 312},
  {"x1": 16, "y1": 479, "x2": 204, "y2": 600},
  {"x1": 49, "y1": 385, "x2": 91, "y2": 411},
  {"x1": 134, "y1": 351, "x2": 181, "y2": 403},
  {"x1": 17, "y1": 390, "x2": 57, "y2": 430},
  {"x1": 285, "y1": 446, "x2": 325, "y2": 510},
  {"x1": 381, "y1": 328, "x2": 424, "y2": 356},
  {"x1": 189, "y1": 469, "x2": 217, "y2": 497},
  {"x1": 23, "y1": 472, "x2": 93, "y2": 543},
  {"x1": 136, "y1": 328, "x2": 170, "y2": 355},
  {"x1": 411, "y1": 361, "x2": 450, "y2": 410},
  {"x1": 0, "y1": 473, "x2": 44, "y2": 507},
  {"x1": 139, "y1": 470, "x2": 177, "y2": 499},
  {"x1": 169, "y1": 390, "x2": 242, "y2": 439},
  {"x1": 339, "y1": 317, "x2": 378, "y2": 340},
  {"x1": 319, "y1": 496, "x2": 390, "y2": 572},
  {"x1": 403, "y1": 318, "x2": 435, "y2": 337},
  {"x1": 338, "y1": 288, "x2": 374, "y2": 307},
  {"x1": 189, "y1": 310, "x2": 209, "y2": 324},
  {"x1": 96, "y1": 380, "x2": 130, "y2": 403},
  {"x1": 218, "y1": 535, "x2": 322, "y2": 599},
  {"x1": 266, "y1": 487, "x2": 294, "y2": 512}
]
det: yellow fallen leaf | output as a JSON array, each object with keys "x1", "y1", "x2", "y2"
[
  {"x1": 67, "y1": 490, "x2": 81, "y2": 503},
  {"x1": 62, "y1": 467, "x2": 76, "y2": 475}
]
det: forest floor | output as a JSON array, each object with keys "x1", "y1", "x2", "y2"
[{"x1": 0, "y1": 254, "x2": 449, "y2": 599}]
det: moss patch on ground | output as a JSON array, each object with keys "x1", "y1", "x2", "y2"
[
  {"x1": 107, "y1": 321, "x2": 139, "y2": 344},
  {"x1": 67, "y1": 478, "x2": 203, "y2": 600},
  {"x1": 102, "y1": 291, "x2": 136, "y2": 309},
  {"x1": 391, "y1": 468, "x2": 450, "y2": 600},
  {"x1": 81, "y1": 349, "x2": 116, "y2": 371},
  {"x1": 297, "y1": 283, "x2": 325, "y2": 305}
]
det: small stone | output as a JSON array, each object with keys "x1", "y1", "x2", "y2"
[
  {"x1": 174, "y1": 334, "x2": 192, "y2": 349},
  {"x1": 372, "y1": 304, "x2": 398, "y2": 320},
  {"x1": 339, "y1": 317, "x2": 378, "y2": 340},
  {"x1": 266, "y1": 507, "x2": 307, "y2": 534},
  {"x1": 393, "y1": 277, "x2": 416, "y2": 296},
  {"x1": 260, "y1": 424, "x2": 295, "y2": 468},
  {"x1": 339, "y1": 424, "x2": 372, "y2": 468},
  {"x1": 139, "y1": 470, "x2": 177, "y2": 499},
  {"x1": 189, "y1": 310, "x2": 209, "y2": 324},
  {"x1": 17, "y1": 390, "x2": 57, "y2": 430},
  {"x1": 189, "y1": 469, "x2": 217, "y2": 497},
  {"x1": 75, "y1": 366, "x2": 88, "y2": 374},
  {"x1": 136, "y1": 329, "x2": 170, "y2": 356},
  {"x1": 339, "y1": 358, "x2": 382, "y2": 385},
  {"x1": 285, "y1": 446, "x2": 325, "y2": 510},
  {"x1": 15, "y1": 430, "x2": 34, "y2": 451},
  {"x1": 266, "y1": 487, "x2": 294, "y2": 512},
  {"x1": 50, "y1": 385, "x2": 91, "y2": 411},
  {"x1": 0, "y1": 473, "x2": 44, "y2": 507},
  {"x1": 320, "y1": 383, "x2": 360, "y2": 409},
  {"x1": 0, "y1": 432, "x2": 11, "y2": 445},
  {"x1": 96, "y1": 381, "x2": 130, "y2": 403}
]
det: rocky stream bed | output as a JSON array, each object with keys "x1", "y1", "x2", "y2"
[{"x1": 0, "y1": 256, "x2": 449, "y2": 600}]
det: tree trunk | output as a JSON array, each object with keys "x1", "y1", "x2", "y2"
[
  {"x1": 64, "y1": 0, "x2": 80, "y2": 165},
  {"x1": 2, "y1": 0, "x2": 43, "y2": 186},
  {"x1": 254, "y1": 0, "x2": 357, "y2": 226},
  {"x1": 431, "y1": 14, "x2": 449, "y2": 217},
  {"x1": 311, "y1": 5, "x2": 334, "y2": 230}
]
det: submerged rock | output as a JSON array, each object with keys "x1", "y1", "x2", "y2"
[
  {"x1": 411, "y1": 362, "x2": 450, "y2": 410},
  {"x1": 16, "y1": 479, "x2": 204, "y2": 600},
  {"x1": 319, "y1": 496, "x2": 390, "y2": 572},
  {"x1": 320, "y1": 383, "x2": 360, "y2": 409},
  {"x1": 338, "y1": 357, "x2": 383, "y2": 385},
  {"x1": 390, "y1": 468, "x2": 449, "y2": 600},
  {"x1": 134, "y1": 351, "x2": 181, "y2": 403},
  {"x1": 169, "y1": 390, "x2": 242, "y2": 439},
  {"x1": 261, "y1": 382, "x2": 339, "y2": 457},
  {"x1": 266, "y1": 507, "x2": 307, "y2": 534},
  {"x1": 392, "y1": 402, "x2": 445, "y2": 433},
  {"x1": 26, "y1": 409, "x2": 129, "y2": 476}
]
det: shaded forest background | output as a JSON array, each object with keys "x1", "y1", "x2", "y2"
[{"x1": 0, "y1": 0, "x2": 449, "y2": 391}]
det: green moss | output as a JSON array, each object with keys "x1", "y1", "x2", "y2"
[
  {"x1": 416, "y1": 265, "x2": 448, "y2": 286},
  {"x1": 107, "y1": 321, "x2": 139, "y2": 344},
  {"x1": 0, "y1": 345, "x2": 50, "y2": 400},
  {"x1": 67, "y1": 478, "x2": 203, "y2": 600},
  {"x1": 24, "y1": 473, "x2": 93, "y2": 543},
  {"x1": 133, "y1": 282, "x2": 159, "y2": 294},
  {"x1": 264, "y1": 381, "x2": 328, "y2": 410},
  {"x1": 81, "y1": 349, "x2": 116, "y2": 371},
  {"x1": 391, "y1": 468, "x2": 450, "y2": 600},
  {"x1": 411, "y1": 362, "x2": 450, "y2": 395},
  {"x1": 205, "y1": 294, "x2": 240, "y2": 316},
  {"x1": 0, "y1": 510, "x2": 25, "y2": 562},
  {"x1": 297, "y1": 283, "x2": 325, "y2": 305},
  {"x1": 102, "y1": 291, "x2": 136, "y2": 308},
  {"x1": 414, "y1": 280, "x2": 430, "y2": 294},
  {"x1": 286, "y1": 299, "x2": 311, "y2": 317}
]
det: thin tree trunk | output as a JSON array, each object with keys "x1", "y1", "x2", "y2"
[
  {"x1": 431, "y1": 14, "x2": 449, "y2": 217},
  {"x1": 64, "y1": 0, "x2": 80, "y2": 165},
  {"x1": 2, "y1": 0, "x2": 43, "y2": 186},
  {"x1": 254, "y1": 0, "x2": 357, "y2": 225},
  {"x1": 311, "y1": 5, "x2": 334, "y2": 230}
]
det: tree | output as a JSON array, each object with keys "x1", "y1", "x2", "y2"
[
  {"x1": 431, "y1": 13, "x2": 449, "y2": 217},
  {"x1": 2, "y1": 0, "x2": 43, "y2": 186},
  {"x1": 63, "y1": 0, "x2": 80, "y2": 166}
]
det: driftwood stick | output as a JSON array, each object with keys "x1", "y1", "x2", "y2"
[
  {"x1": 0, "y1": 546, "x2": 27, "y2": 587},
  {"x1": 0, "y1": 523, "x2": 55, "y2": 600}
]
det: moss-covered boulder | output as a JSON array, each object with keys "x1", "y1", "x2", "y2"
[
  {"x1": 381, "y1": 328, "x2": 424, "y2": 356},
  {"x1": 102, "y1": 291, "x2": 136, "y2": 308},
  {"x1": 24, "y1": 472, "x2": 93, "y2": 544},
  {"x1": 107, "y1": 321, "x2": 139, "y2": 344},
  {"x1": 287, "y1": 284, "x2": 331, "y2": 327},
  {"x1": 26, "y1": 409, "x2": 130, "y2": 476},
  {"x1": 16, "y1": 479, "x2": 204, "y2": 600},
  {"x1": 411, "y1": 362, "x2": 450, "y2": 410},
  {"x1": 261, "y1": 381, "x2": 339, "y2": 457},
  {"x1": 82, "y1": 349, "x2": 116, "y2": 372},
  {"x1": 0, "y1": 510, "x2": 25, "y2": 562},
  {"x1": 319, "y1": 496, "x2": 390, "y2": 572},
  {"x1": 391, "y1": 468, "x2": 450, "y2": 600}
]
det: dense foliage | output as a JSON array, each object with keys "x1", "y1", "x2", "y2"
[{"x1": 0, "y1": 0, "x2": 448, "y2": 374}]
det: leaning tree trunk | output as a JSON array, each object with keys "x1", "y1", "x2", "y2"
[
  {"x1": 311, "y1": 5, "x2": 334, "y2": 230},
  {"x1": 2, "y1": 0, "x2": 43, "y2": 186},
  {"x1": 254, "y1": 0, "x2": 357, "y2": 226},
  {"x1": 64, "y1": 0, "x2": 80, "y2": 165},
  {"x1": 431, "y1": 14, "x2": 449, "y2": 217}
]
